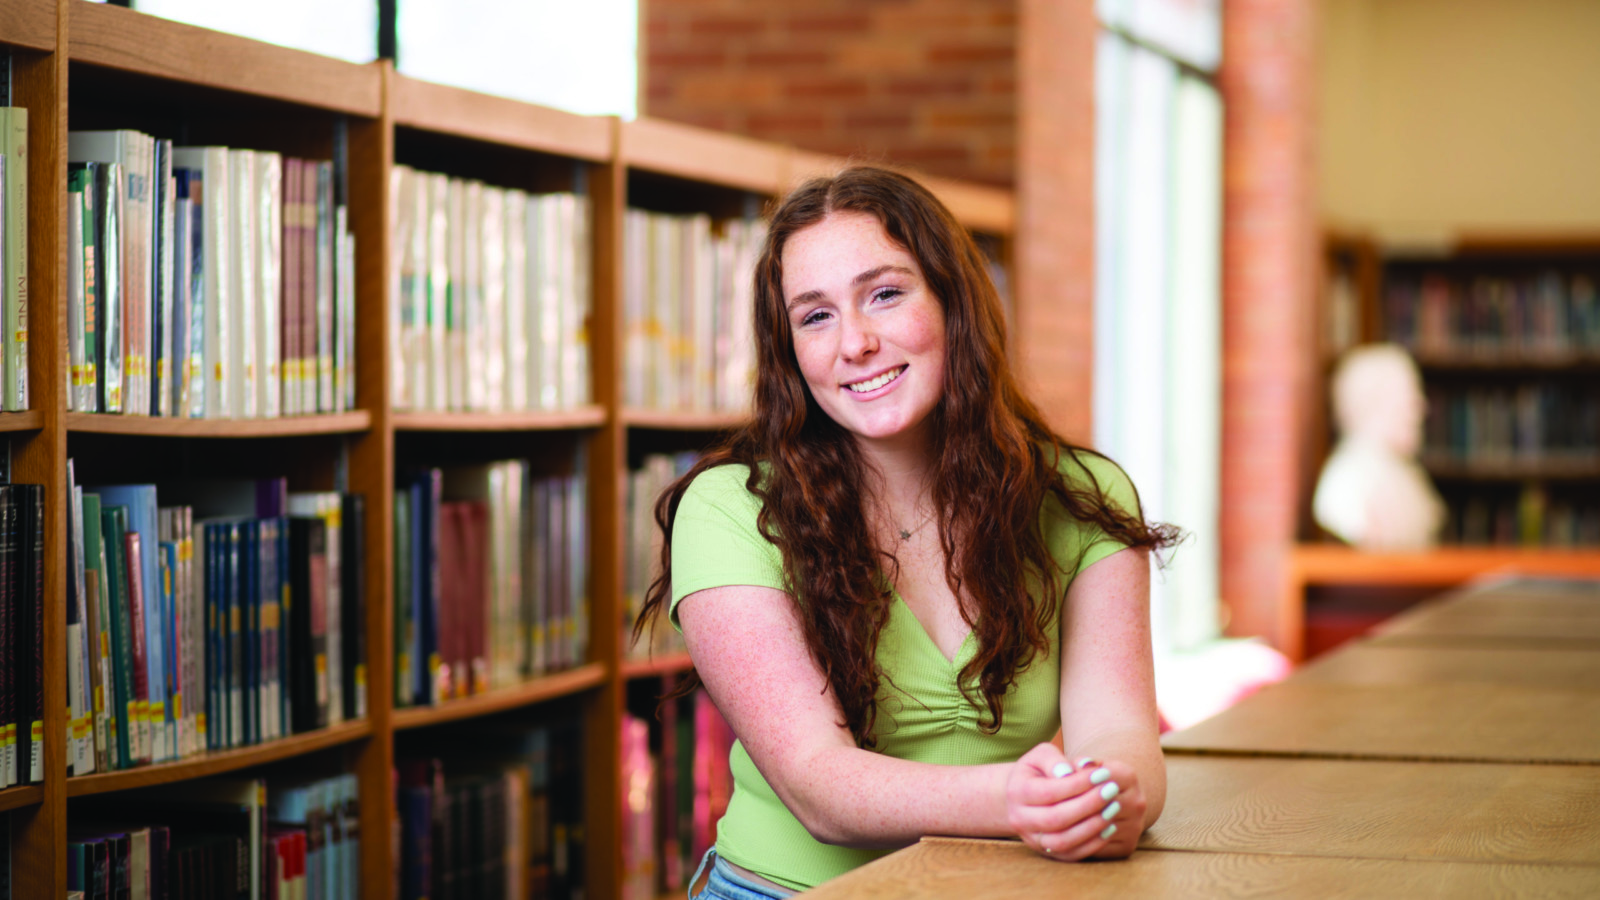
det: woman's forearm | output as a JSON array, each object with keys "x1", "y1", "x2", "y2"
[
  {"x1": 1064, "y1": 727, "x2": 1166, "y2": 827},
  {"x1": 770, "y1": 748, "x2": 1016, "y2": 848}
]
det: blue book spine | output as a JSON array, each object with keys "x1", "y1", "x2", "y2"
[
  {"x1": 277, "y1": 516, "x2": 292, "y2": 737},
  {"x1": 204, "y1": 523, "x2": 219, "y2": 752},
  {"x1": 241, "y1": 520, "x2": 258, "y2": 746},
  {"x1": 259, "y1": 517, "x2": 280, "y2": 742},
  {"x1": 225, "y1": 522, "x2": 241, "y2": 748},
  {"x1": 93, "y1": 486, "x2": 165, "y2": 761}
]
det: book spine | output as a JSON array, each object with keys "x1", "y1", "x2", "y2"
[
  {"x1": 82, "y1": 165, "x2": 102, "y2": 413},
  {"x1": 0, "y1": 485, "x2": 12, "y2": 786},
  {"x1": 153, "y1": 139, "x2": 174, "y2": 417},
  {"x1": 230, "y1": 149, "x2": 258, "y2": 419},
  {"x1": 123, "y1": 530, "x2": 151, "y2": 765},
  {"x1": 2, "y1": 110, "x2": 28, "y2": 410},
  {"x1": 258, "y1": 153, "x2": 283, "y2": 419},
  {"x1": 67, "y1": 178, "x2": 88, "y2": 412},
  {"x1": 341, "y1": 494, "x2": 366, "y2": 720},
  {"x1": 316, "y1": 162, "x2": 335, "y2": 412}
]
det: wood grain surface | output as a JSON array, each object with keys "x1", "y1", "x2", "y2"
[
  {"x1": 392, "y1": 75, "x2": 610, "y2": 161},
  {"x1": 1160, "y1": 682, "x2": 1600, "y2": 764},
  {"x1": 390, "y1": 663, "x2": 607, "y2": 731},
  {"x1": 392, "y1": 406, "x2": 606, "y2": 432},
  {"x1": 800, "y1": 838, "x2": 1600, "y2": 899},
  {"x1": 1147, "y1": 756, "x2": 1600, "y2": 865},
  {"x1": 66, "y1": 721, "x2": 371, "y2": 797},
  {"x1": 1293, "y1": 643, "x2": 1600, "y2": 690},
  {"x1": 620, "y1": 117, "x2": 787, "y2": 196},
  {"x1": 0, "y1": 0, "x2": 53, "y2": 52},
  {"x1": 68, "y1": 1, "x2": 380, "y2": 115},
  {"x1": 65, "y1": 410, "x2": 372, "y2": 437}
]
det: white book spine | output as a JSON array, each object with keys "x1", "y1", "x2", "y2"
[
  {"x1": 503, "y1": 189, "x2": 528, "y2": 411},
  {"x1": 67, "y1": 190, "x2": 86, "y2": 412},
  {"x1": 174, "y1": 148, "x2": 232, "y2": 419},
  {"x1": 390, "y1": 166, "x2": 409, "y2": 410},
  {"x1": 464, "y1": 181, "x2": 486, "y2": 411},
  {"x1": 230, "y1": 149, "x2": 256, "y2": 418},
  {"x1": 572, "y1": 195, "x2": 592, "y2": 407},
  {"x1": 258, "y1": 153, "x2": 283, "y2": 418},
  {"x1": 538, "y1": 196, "x2": 563, "y2": 410},
  {"x1": 446, "y1": 179, "x2": 467, "y2": 411},
  {"x1": 481, "y1": 187, "x2": 506, "y2": 412},
  {"x1": 427, "y1": 173, "x2": 449, "y2": 411},
  {"x1": 340, "y1": 222, "x2": 356, "y2": 412},
  {"x1": 317, "y1": 165, "x2": 335, "y2": 413}
]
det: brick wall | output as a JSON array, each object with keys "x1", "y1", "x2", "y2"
[
  {"x1": 643, "y1": 0, "x2": 1018, "y2": 187},
  {"x1": 1219, "y1": 0, "x2": 1319, "y2": 648}
]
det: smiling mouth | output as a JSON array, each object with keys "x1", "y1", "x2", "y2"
[{"x1": 845, "y1": 366, "x2": 906, "y2": 394}]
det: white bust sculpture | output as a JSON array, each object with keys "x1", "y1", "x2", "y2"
[{"x1": 1313, "y1": 344, "x2": 1446, "y2": 550}]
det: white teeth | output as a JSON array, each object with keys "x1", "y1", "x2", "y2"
[{"x1": 846, "y1": 367, "x2": 905, "y2": 393}]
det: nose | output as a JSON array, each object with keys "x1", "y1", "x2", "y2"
[{"x1": 839, "y1": 308, "x2": 879, "y2": 360}]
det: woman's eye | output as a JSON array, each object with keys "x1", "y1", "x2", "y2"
[
  {"x1": 872, "y1": 287, "x2": 904, "y2": 304},
  {"x1": 800, "y1": 309, "x2": 830, "y2": 327}
]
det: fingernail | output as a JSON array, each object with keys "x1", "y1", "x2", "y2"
[
  {"x1": 1051, "y1": 762, "x2": 1073, "y2": 778},
  {"x1": 1100, "y1": 823, "x2": 1117, "y2": 840},
  {"x1": 1102, "y1": 800, "x2": 1122, "y2": 821},
  {"x1": 1077, "y1": 757, "x2": 1097, "y2": 769},
  {"x1": 1090, "y1": 767, "x2": 1112, "y2": 785},
  {"x1": 1099, "y1": 782, "x2": 1119, "y2": 801}
]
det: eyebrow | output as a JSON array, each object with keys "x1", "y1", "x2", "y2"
[{"x1": 786, "y1": 264, "x2": 916, "y2": 310}]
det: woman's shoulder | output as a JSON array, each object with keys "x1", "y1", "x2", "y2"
[
  {"x1": 1041, "y1": 444, "x2": 1143, "y2": 522},
  {"x1": 678, "y1": 462, "x2": 768, "y2": 524}
]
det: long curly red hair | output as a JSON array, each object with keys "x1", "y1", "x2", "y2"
[{"x1": 634, "y1": 167, "x2": 1178, "y2": 747}]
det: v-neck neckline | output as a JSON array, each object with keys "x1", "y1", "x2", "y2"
[{"x1": 892, "y1": 593, "x2": 975, "y2": 668}]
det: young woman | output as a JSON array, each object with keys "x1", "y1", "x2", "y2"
[{"x1": 636, "y1": 167, "x2": 1178, "y2": 899}]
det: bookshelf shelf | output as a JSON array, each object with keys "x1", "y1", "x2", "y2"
[
  {"x1": 0, "y1": 410, "x2": 44, "y2": 432},
  {"x1": 66, "y1": 2, "x2": 381, "y2": 116},
  {"x1": 393, "y1": 75, "x2": 611, "y2": 162},
  {"x1": 391, "y1": 663, "x2": 608, "y2": 731},
  {"x1": 622, "y1": 652, "x2": 694, "y2": 680},
  {"x1": 621, "y1": 117, "x2": 788, "y2": 196},
  {"x1": 64, "y1": 721, "x2": 373, "y2": 799},
  {"x1": 392, "y1": 406, "x2": 607, "y2": 432},
  {"x1": 64, "y1": 410, "x2": 373, "y2": 437},
  {"x1": 622, "y1": 408, "x2": 748, "y2": 432},
  {"x1": 1423, "y1": 457, "x2": 1600, "y2": 481},
  {"x1": 0, "y1": 784, "x2": 43, "y2": 814},
  {"x1": 1414, "y1": 353, "x2": 1600, "y2": 373},
  {"x1": 0, "y1": 0, "x2": 54, "y2": 52}
]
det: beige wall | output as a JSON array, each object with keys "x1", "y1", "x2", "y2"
[{"x1": 1320, "y1": 0, "x2": 1600, "y2": 235}]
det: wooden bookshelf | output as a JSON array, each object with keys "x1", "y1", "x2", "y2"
[
  {"x1": 0, "y1": 410, "x2": 44, "y2": 432},
  {"x1": 65, "y1": 721, "x2": 372, "y2": 798},
  {"x1": 67, "y1": 1, "x2": 381, "y2": 116},
  {"x1": 64, "y1": 410, "x2": 372, "y2": 437},
  {"x1": 1306, "y1": 231, "x2": 1600, "y2": 660},
  {"x1": 621, "y1": 651, "x2": 695, "y2": 680},
  {"x1": 392, "y1": 406, "x2": 607, "y2": 432},
  {"x1": 7, "y1": 7, "x2": 1020, "y2": 898},
  {"x1": 0, "y1": 784, "x2": 44, "y2": 814},
  {"x1": 391, "y1": 663, "x2": 608, "y2": 731},
  {"x1": 1283, "y1": 543, "x2": 1600, "y2": 661},
  {"x1": 622, "y1": 407, "x2": 748, "y2": 431}
]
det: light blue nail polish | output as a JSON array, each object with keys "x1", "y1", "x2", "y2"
[
  {"x1": 1102, "y1": 800, "x2": 1121, "y2": 821},
  {"x1": 1100, "y1": 823, "x2": 1117, "y2": 840},
  {"x1": 1099, "y1": 782, "x2": 1119, "y2": 801},
  {"x1": 1090, "y1": 767, "x2": 1112, "y2": 785},
  {"x1": 1077, "y1": 757, "x2": 1096, "y2": 769},
  {"x1": 1051, "y1": 762, "x2": 1073, "y2": 778}
]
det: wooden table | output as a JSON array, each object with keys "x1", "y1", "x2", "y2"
[
  {"x1": 801, "y1": 578, "x2": 1600, "y2": 898},
  {"x1": 1159, "y1": 681, "x2": 1600, "y2": 763},
  {"x1": 1292, "y1": 642, "x2": 1600, "y2": 689},
  {"x1": 1147, "y1": 755, "x2": 1600, "y2": 866},
  {"x1": 801, "y1": 837, "x2": 1600, "y2": 899},
  {"x1": 1373, "y1": 579, "x2": 1600, "y2": 646}
]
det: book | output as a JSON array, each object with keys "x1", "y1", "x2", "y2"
[
  {"x1": 288, "y1": 516, "x2": 329, "y2": 732},
  {"x1": 19, "y1": 484, "x2": 43, "y2": 782},
  {"x1": 172, "y1": 147, "x2": 232, "y2": 419},
  {"x1": 1, "y1": 108, "x2": 28, "y2": 411}
]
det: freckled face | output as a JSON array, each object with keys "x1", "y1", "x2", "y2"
[{"x1": 782, "y1": 212, "x2": 947, "y2": 454}]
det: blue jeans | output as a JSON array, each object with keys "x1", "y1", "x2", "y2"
[{"x1": 688, "y1": 849, "x2": 795, "y2": 900}]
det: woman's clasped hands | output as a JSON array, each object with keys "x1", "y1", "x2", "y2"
[{"x1": 1006, "y1": 742, "x2": 1145, "y2": 861}]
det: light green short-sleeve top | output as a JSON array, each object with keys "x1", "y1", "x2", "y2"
[{"x1": 669, "y1": 451, "x2": 1139, "y2": 890}]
